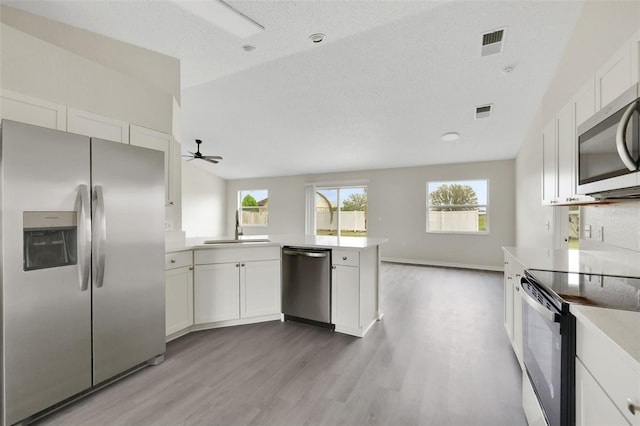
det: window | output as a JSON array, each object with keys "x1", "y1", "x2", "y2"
[
  {"x1": 427, "y1": 180, "x2": 488, "y2": 234},
  {"x1": 315, "y1": 186, "x2": 367, "y2": 237},
  {"x1": 238, "y1": 189, "x2": 268, "y2": 226}
]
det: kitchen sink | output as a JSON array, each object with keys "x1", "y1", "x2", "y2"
[{"x1": 203, "y1": 239, "x2": 271, "y2": 244}]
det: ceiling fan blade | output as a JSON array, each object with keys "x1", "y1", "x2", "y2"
[
  {"x1": 185, "y1": 157, "x2": 195, "y2": 162},
  {"x1": 202, "y1": 155, "x2": 223, "y2": 160},
  {"x1": 203, "y1": 157, "x2": 219, "y2": 164},
  {"x1": 182, "y1": 154, "x2": 194, "y2": 158}
]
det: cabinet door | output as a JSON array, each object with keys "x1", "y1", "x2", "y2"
[
  {"x1": 130, "y1": 124, "x2": 172, "y2": 205},
  {"x1": 576, "y1": 358, "x2": 631, "y2": 426},
  {"x1": 67, "y1": 107, "x2": 129, "y2": 143},
  {"x1": 595, "y1": 42, "x2": 633, "y2": 110},
  {"x1": 504, "y1": 264, "x2": 514, "y2": 342},
  {"x1": 194, "y1": 263, "x2": 240, "y2": 323},
  {"x1": 575, "y1": 78, "x2": 596, "y2": 127},
  {"x1": 513, "y1": 269, "x2": 524, "y2": 365},
  {"x1": 556, "y1": 101, "x2": 575, "y2": 203},
  {"x1": 541, "y1": 119, "x2": 557, "y2": 205},
  {"x1": 241, "y1": 260, "x2": 281, "y2": 318},
  {"x1": 165, "y1": 266, "x2": 193, "y2": 336},
  {"x1": 332, "y1": 265, "x2": 360, "y2": 330},
  {"x1": 0, "y1": 89, "x2": 66, "y2": 130}
]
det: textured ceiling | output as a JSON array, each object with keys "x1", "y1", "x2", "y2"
[{"x1": 5, "y1": 1, "x2": 585, "y2": 180}]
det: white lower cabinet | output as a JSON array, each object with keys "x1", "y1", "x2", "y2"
[
  {"x1": 331, "y1": 248, "x2": 378, "y2": 337},
  {"x1": 193, "y1": 246, "x2": 281, "y2": 327},
  {"x1": 503, "y1": 251, "x2": 524, "y2": 366},
  {"x1": 332, "y1": 264, "x2": 360, "y2": 331},
  {"x1": 165, "y1": 251, "x2": 194, "y2": 339},
  {"x1": 194, "y1": 263, "x2": 241, "y2": 323},
  {"x1": 242, "y1": 260, "x2": 281, "y2": 318},
  {"x1": 576, "y1": 357, "x2": 631, "y2": 426}
]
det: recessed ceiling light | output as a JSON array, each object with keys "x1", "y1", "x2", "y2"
[
  {"x1": 502, "y1": 65, "x2": 515, "y2": 74},
  {"x1": 441, "y1": 132, "x2": 460, "y2": 142},
  {"x1": 309, "y1": 33, "x2": 326, "y2": 44},
  {"x1": 242, "y1": 45, "x2": 256, "y2": 52}
]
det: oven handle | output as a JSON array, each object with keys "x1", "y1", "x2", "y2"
[
  {"x1": 520, "y1": 281, "x2": 560, "y2": 323},
  {"x1": 615, "y1": 100, "x2": 639, "y2": 172}
]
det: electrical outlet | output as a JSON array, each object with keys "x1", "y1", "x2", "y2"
[
  {"x1": 584, "y1": 224, "x2": 591, "y2": 239},
  {"x1": 164, "y1": 220, "x2": 174, "y2": 231},
  {"x1": 545, "y1": 220, "x2": 550, "y2": 231}
]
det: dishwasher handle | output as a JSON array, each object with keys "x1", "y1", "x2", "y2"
[{"x1": 283, "y1": 249, "x2": 329, "y2": 258}]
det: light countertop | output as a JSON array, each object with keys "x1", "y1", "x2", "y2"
[
  {"x1": 504, "y1": 246, "x2": 640, "y2": 366},
  {"x1": 502, "y1": 246, "x2": 640, "y2": 278},
  {"x1": 166, "y1": 234, "x2": 388, "y2": 253},
  {"x1": 571, "y1": 304, "x2": 640, "y2": 364}
]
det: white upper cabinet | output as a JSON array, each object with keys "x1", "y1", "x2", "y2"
[
  {"x1": 556, "y1": 101, "x2": 575, "y2": 203},
  {"x1": 574, "y1": 77, "x2": 596, "y2": 128},
  {"x1": 541, "y1": 118, "x2": 557, "y2": 205},
  {"x1": 595, "y1": 30, "x2": 639, "y2": 111},
  {"x1": 67, "y1": 107, "x2": 129, "y2": 143},
  {"x1": 0, "y1": 89, "x2": 66, "y2": 130},
  {"x1": 129, "y1": 124, "x2": 172, "y2": 205}
]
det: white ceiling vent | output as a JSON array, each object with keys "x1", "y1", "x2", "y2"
[
  {"x1": 475, "y1": 105, "x2": 493, "y2": 120},
  {"x1": 481, "y1": 28, "x2": 505, "y2": 56}
]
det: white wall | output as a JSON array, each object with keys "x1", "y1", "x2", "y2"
[
  {"x1": 226, "y1": 159, "x2": 515, "y2": 270},
  {"x1": 516, "y1": 1, "x2": 640, "y2": 250},
  {"x1": 182, "y1": 162, "x2": 227, "y2": 238},
  {"x1": 0, "y1": 6, "x2": 178, "y2": 134}
]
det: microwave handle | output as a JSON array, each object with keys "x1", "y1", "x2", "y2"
[{"x1": 616, "y1": 101, "x2": 639, "y2": 172}]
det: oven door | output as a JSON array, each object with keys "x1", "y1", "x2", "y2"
[
  {"x1": 521, "y1": 277, "x2": 575, "y2": 426},
  {"x1": 577, "y1": 83, "x2": 640, "y2": 196}
]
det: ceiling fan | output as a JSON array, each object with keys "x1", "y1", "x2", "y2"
[{"x1": 182, "y1": 139, "x2": 223, "y2": 164}]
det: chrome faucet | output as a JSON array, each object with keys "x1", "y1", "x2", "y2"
[{"x1": 234, "y1": 209, "x2": 243, "y2": 240}]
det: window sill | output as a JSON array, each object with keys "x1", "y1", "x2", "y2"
[{"x1": 426, "y1": 231, "x2": 489, "y2": 235}]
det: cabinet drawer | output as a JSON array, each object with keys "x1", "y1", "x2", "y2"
[
  {"x1": 332, "y1": 250, "x2": 359, "y2": 267},
  {"x1": 194, "y1": 245, "x2": 280, "y2": 265},
  {"x1": 165, "y1": 251, "x2": 193, "y2": 270},
  {"x1": 575, "y1": 310, "x2": 640, "y2": 425}
]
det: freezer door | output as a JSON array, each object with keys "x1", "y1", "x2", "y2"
[
  {"x1": 0, "y1": 120, "x2": 92, "y2": 425},
  {"x1": 91, "y1": 138, "x2": 165, "y2": 384}
]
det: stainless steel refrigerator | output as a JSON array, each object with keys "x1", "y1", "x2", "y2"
[{"x1": 0, "y1": 120, "x2": 166, "y2": 425}]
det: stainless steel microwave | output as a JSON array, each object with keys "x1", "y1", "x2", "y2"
[{"x1": 577, "y1": 83, "x2": 640, "y2": 199}]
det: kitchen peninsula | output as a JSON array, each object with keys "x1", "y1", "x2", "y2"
[{"x1": 165, "y1": 235, "x2": 387, "y2": 341}]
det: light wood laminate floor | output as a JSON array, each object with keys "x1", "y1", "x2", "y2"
[{"x1": 38, "y1": 263, "x2": 526, "y2": 426}]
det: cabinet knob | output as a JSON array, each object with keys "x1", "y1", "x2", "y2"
[
  {"x1": 169, "y1": 201, "x2": 174, "y2": 205},
  {"x1": 236, "y1": 263, "x2": 240, "y2": 268},
  {"x1": 507, "y1": 276, "x2": 512, "y2": 280},
  {"x1": 189, "y1": 266, "x2": 193, "y2": 271},
  {"x1": 342, "y1": 256, "x2": 347, "y2": 261},
  {"x1": 331, "y1": 265, "x2": 336, "y2": 270},
  {"x1": 504, "y1": 261, "x2": 509, "y2": 265},
  {"x1": 170, "y1": 259, "x2": 176, "y2": 263},
  {"x1": 515, "y1": 273, "x2": 521, "y2": 278},
  {"x1": 241, "y1": 263, "x2": 245, "y2": 267},
  {"x1": 628, "y1": 399, "x2": 640, "y2": 416}
]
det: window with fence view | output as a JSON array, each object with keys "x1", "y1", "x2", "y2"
[
  {"x1": 316, "y1": 186, "x2": 367, "y2": 237},
  {"x1": 427, "y1": 180, "x2": 488, "y2": 234},
  {"x1": 239, "y1": 189, "x2": 268, "y2": 226}
]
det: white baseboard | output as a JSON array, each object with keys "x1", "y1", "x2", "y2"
[{"x1": 381, "y1": 257, "x2": 504, "y2": 272}]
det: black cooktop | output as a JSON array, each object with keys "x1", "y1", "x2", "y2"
[{"x1": 526, "y1": 269, "x2": 640, "y2": 312}]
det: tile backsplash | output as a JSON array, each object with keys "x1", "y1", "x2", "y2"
[{"x1": 580, "y1": 202, "x2": 640, "y2": 252}]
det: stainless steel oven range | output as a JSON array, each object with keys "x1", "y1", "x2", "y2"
[{"x1": 521, "y1": 271, "x2": 575, "y2": 426}]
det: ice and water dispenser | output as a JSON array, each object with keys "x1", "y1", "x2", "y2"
[{"x1": 23, "y1": 211, "x2": 77, "y2": 271}]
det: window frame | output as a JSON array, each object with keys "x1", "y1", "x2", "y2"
[
  {"x1": 238, "y1": 189, "x2": 269, "y2": 228},
  {"x1": 426, "y1": 179, "x2": 490, "y2": 235},
  {"x1": 313, "y1": 183, "x2": 368, "y2": 238}
]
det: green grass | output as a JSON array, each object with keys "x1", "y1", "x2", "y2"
[
  {"x1": 478, "y1": 216, "x2": 487, "y2": 232},
  {"x1": 569, "y1": 237, "x2": 579, "y2": 249}
]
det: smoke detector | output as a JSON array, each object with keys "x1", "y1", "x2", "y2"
[
  {"x1": 475, "y1": 105, "x2": 493, "y2": 120},
  {"x1": 481, "y1": 28, "x2": 506, "y2": 57},
  {"x1": 441, "y1": 132, "x2": 460, "y2": 142}
]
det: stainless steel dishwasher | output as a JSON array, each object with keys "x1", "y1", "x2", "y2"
[{"x1": 281, "y1": 246, "x2": 334, "y2": 329}]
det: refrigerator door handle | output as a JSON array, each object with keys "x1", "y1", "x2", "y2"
[
  {"x1": 76, "y1": 184, "x2": 91, "y2": 291},
  {"x1": 93, "y1": 185, "x2": 107, "y2": 288}
]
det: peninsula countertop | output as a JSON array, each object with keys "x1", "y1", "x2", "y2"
[{"x1": 166, "y1": 234, "x2": 388, "y2": 253}]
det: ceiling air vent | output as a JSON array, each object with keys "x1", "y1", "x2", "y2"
[
  {"x1": 475, "y1": 105, "x2": 492, "y2": 120},
  {"x1": 481, "y1": 28, "x2": 505, "y2": 57}
]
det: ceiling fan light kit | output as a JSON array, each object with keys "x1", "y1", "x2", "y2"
[{"x1": 183, "y1": 139, "x2": 223, "y2": 164}]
